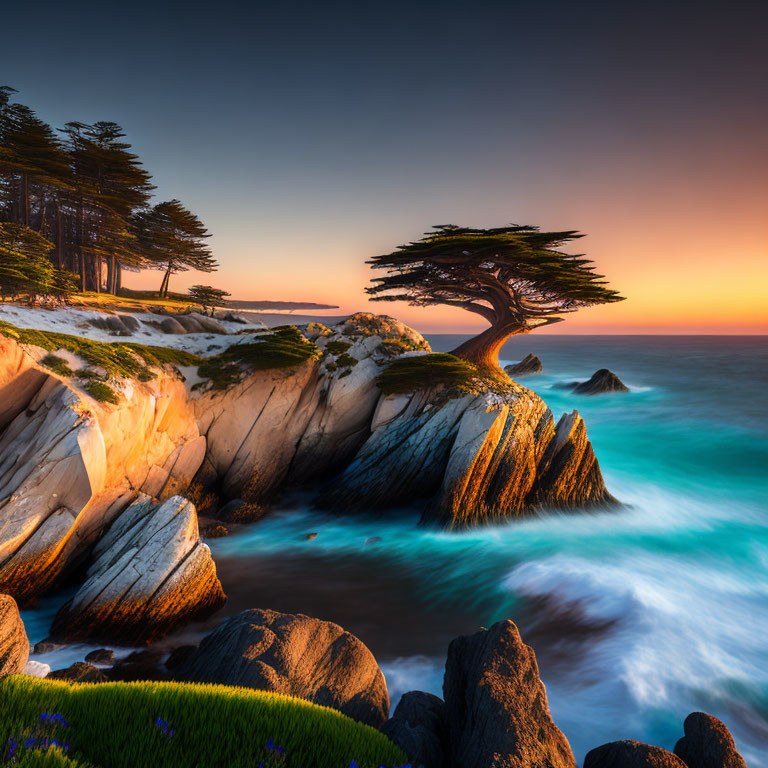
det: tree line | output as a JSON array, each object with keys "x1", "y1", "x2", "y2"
[{"x1": 0, "y1": 86, "x2": 217, "y2": 300}]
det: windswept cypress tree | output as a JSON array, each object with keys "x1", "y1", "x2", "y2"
[
  {"x1": 136, "y1": 199, "x2": 217, "y2": 296},
  {"x1": 367, "y1": 224, "x2": 624, "y2": 374}
]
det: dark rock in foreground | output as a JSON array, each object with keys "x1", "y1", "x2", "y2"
[
  {"x1": 0, "y1": 594, "x2": 28, "y2": 678},
  {"x1": 49, "y1": 662, "x2": 108, "y2": 683},
  {"x1": 572, "y1": 369, "x2": 629, "y2": 395},
  {"x1": 381, "y1": 691, "x2": 448, "y2": 768},
  {"x1": 585, "y1": 740, "x2": 687, "y2": 767},
  {"x1": 674, "y1": 712, "x2": 748, "y2": 768},
  {"x1": 443, "y1": 619, "x2": 576, "y2": 768},
  {"x1": 109, "y1": 650, "x2": 167, "y2": 682},
  {"x1": 504, "y1": 353, "x2": 543, "y2": 377},
  {"x1": 176, "y1": 608, "x2": 390, "y2": 727}
]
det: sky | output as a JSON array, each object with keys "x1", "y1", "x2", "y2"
[{"x1": 2, "y1": 0, "x2": 766, "y2": 333}]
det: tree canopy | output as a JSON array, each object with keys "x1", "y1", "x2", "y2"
[
  {"x1": 0, "y1": 86, "x2": 217, "y2": 298},
  {"x1": 367, "y1": 224, "x2": 624, "y2": 371},
  {"x1": 188, "y1": 285, "x2": 230, "y2": 316}
]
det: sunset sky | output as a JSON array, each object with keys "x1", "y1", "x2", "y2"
[{"x1": 2, "y1": 1, "x2": 766, "y2": 333}]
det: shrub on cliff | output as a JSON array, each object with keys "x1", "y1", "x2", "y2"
[
  {"x1": 0, "y1": 677, "x2": 406, "y2": 768},
  {"x1": 376, "y1": 353, "x2": 478, "y2": 395}
]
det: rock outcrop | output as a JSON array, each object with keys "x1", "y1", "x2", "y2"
[
  {"x1": 50, "y1": 495, "x2": 225, "y2": 644},
  {"x1": 443, "y1": 619, "x2": 576, "y2": 768},
  {"x1": 0, "y1": 593, "x2": 28, "y2": 678},
  {"x1": 584, "y1": 741, "x2": 686, "y2": 768},
  {"x1": 175, "y1": 608, "x2": 390, "y2": 727},
  {"x1": 0, "y1": 335, "x2": 205, "y2": 602},
  {"x1": 572, "y1": 369, "x2": 629, "y2": 395},
  {"x1": 381, "y1": 691, "x2": 448, "y2": 768},
  {"x1": 325, "y1": 386, "x2": 614, "y2": 528},
  {"x1": 673, "y1": 712, "x2": 747, "y2": 768},
  {"x1": 48, "y1": 661, "x2": 108, "y2": 683},
  {"x1": 504, "y1": 353, "x2": 543, "y2": 377}
]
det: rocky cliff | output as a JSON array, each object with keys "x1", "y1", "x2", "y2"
[{"x1": 0, "y1": 311, "x2": 613, "y2": 608}]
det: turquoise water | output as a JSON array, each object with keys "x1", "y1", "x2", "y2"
[
  {"x1": 21, "y1": 335, "x2": 768, "y2": 765},
  {"x1": 209, "y1": 335, "x2": 768, "y2": 765}
]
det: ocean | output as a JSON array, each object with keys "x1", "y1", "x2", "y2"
[{"x1": 22, "y1": 334, "x2": 768, "y2": 765}]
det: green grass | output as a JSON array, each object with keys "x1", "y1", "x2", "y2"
[
  {"x1": 325, "y1": 340, "x2": 352, "y2": 356},
  {"x1": 197, "y1": 326, "x2": 320, "y2": 390},
  {"x1": 83, "y1": 380, "x2": 121, "y2": 405},
  {"x1": 0, "y1": 321, "x2": 200, "y2": 382},
  {"x1": 40, "y1": 354, "x2": 75, "y2": 378},
  {"x1": 0, "y1": 677, "x2": 406, "y2": 768},
  {"x1": 376, "y1": 353, "x2": 479, "y2": 395}
]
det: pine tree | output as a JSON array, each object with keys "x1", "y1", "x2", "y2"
[
  {"x1": 188, "y1": 285, "x2": 231, "y2": 315},
  {"x1": 367, "y1": 224, "x2": 624, "y2": 374},
  {"x1": 137, "y1": 200, "x2": 217, "y2": 296}
]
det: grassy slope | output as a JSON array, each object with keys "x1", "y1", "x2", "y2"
[{"x1": 0, "y1": 677, "x2": 407, "y2": 768}]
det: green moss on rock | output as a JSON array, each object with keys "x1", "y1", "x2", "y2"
[
  {"x1": 40, "y1": 354, "x2": 75, "y2": 378},
  {"x1": 84, "y1": 380, "x2": 121, "y2": 404}
]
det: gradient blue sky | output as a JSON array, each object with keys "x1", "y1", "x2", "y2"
[{"x1": 2, "y1": 0, "x2": 766, "y2": 332}]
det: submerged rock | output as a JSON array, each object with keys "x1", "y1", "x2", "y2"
[
  {"x1": 443, "y1": 619, "x2": 576, "y2": 768},
  {"x1": 0, "y1": 594, "x2": 28, "y2": 678},
  {"x1": 572, "y1": 369, "x2": 629, "y2": 395},
  {"x1": 381, "y1": 691, "x2": 448, "y2": 768},
  {"x1": 584, "y1": 741, "x2": 686, "y2": 768},
  {"x1": 504, "y1": 353, "x2": 543, "y2": 377},
  {"x1": 84, "y1": 648, "x2": 114, "y2": 666},
  {"x1": 673, "y1": 712, "x2": 747, "y2": 768},
  {"x1": 176, "y1": 608, "x2": 390, "y2": 727},
  {"x1": 50, "y1": 495, "x2": 225, "y2": 644}
]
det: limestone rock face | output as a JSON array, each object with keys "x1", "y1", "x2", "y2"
[
  {"x1": 443, "y1": 619, "x2": 575, "y2": 768},
  {"x1": 584, "y1": 741, "x2": 687, "y2": 768},
  {"x1": 176, "y1": 608, "x2": 390, "y2": 727},
  {"x1": 673, "y1": 712, "x2": 747, "y2": 768},
  {"x1": 50, "y1": 495, "x2": 225, "y2": 644},
  {"x1": 325, "y1": 385, "x2": 614, "y2": 528},
  {"x1": 380, "y1": 691, "x2": 448, "y2": 768},
  {"x1": 504, "y1": 353, "x2": 543, "y2": 377},
  {"x1": 0, "y1": 593, "x2": 28, "y2": 678},
  {"x1": 572, "y1": 369, "x2": 629, "y2": 395}
]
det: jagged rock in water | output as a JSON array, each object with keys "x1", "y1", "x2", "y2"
[
  {"x1": 48, "y1": 662, "x2": 108, "y2": 683},
  {"x1": 584, "y1": 741, "x2": 686, "y2": 768},
  {"x1": 443, "y1": 619, "x2": 576, "y2": 768},
  {"x1": 504, "y1": 353, "x2": 543, "y2": 377},
  {"x1": 673, "y1": 712, "x2": 747, "y2": 768},
  {"x1": 324, "y1": 386, "x2": 615, "y2": 528},
  {"x1": 380, "y1": 691, "x2": 448, "y2": 768},
  {"x1": 0, "y1": 594, "x2": 28, "y2": 678},
  {"x1": 84, "y1": 648, "x2": 114, "y2": 665},
  {"x1": 175, "y1": 608, "x2": 390, "y2": 727},
  {"x1": 572, "y1": 369, "x2": 629, "y2": 395},
  {"x1": 50, "y1": 495, "x2": 225, "y2": 644}
]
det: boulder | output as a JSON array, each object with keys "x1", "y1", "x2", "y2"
[
  {"x1": 116, "y1": 314, "x2": 141, "y2": 332},
  {"x1": 22, "y1": 660, "x2": 50, "y2": 678},
  {"x1": 174, "y1": 314, "x2": 206, "y2": 333},
  {"x1": 380, "y1": 691, "x2": 448, "y2": 768},
  {"x1": 193, "y1": 315, "x2": 227, "y2": 334},
  {"x1": 109, "y1": 649, "x2": 166, "y2": 681},
  {"x1": 443, "y1": 619, "x2": 575, "y2": 768},
  {"x1": 0, "y1": 594, "x2": 29, "y2": 678},
  {"x1": 505, "y1": 353, "x2": 543, "y2": 377},
  {"x1": 88, "y1": 315, "x2": 133, "y2": 335},
  {"x1": 48, "y1": 662, "x2": 108, "y2": 683},
  {"x1": 84, "y1": 648, "x2": 114, "y2": 666},
  {"x1": 584, "y1": 741, "x2": 686, "y2": 768},
  {"x1": 33, "y1": 641, "x2": 59, "y2": 655},
  {"x1": 159, "y1": 317, "x2": 187, "y2": 335},
  {"x1": 673, "y1": 712, "x2": 747, "y2": 768},
  {"x1": 572, "y1": 369, "x2": 629, "y2": 395},
  {"x1": 50, "y1": 495, "x2": 225, "y2": 644},
  {"x1": 175, "y1": 608, "x2": 390, "y2": 727}
]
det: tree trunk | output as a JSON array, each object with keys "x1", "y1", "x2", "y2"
[
  {"x1": 159, "y1": 268, "x2": 172, "y2": 297},
  {"x1": 21, "y1": 174, "x2": 29, "y2": 227},
  {"x1": 115, "y1": 262, "x2": 122, "y2": 294},
  {"x1": 449, "y1": 319, "x2": 525, "y2": 374}
]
